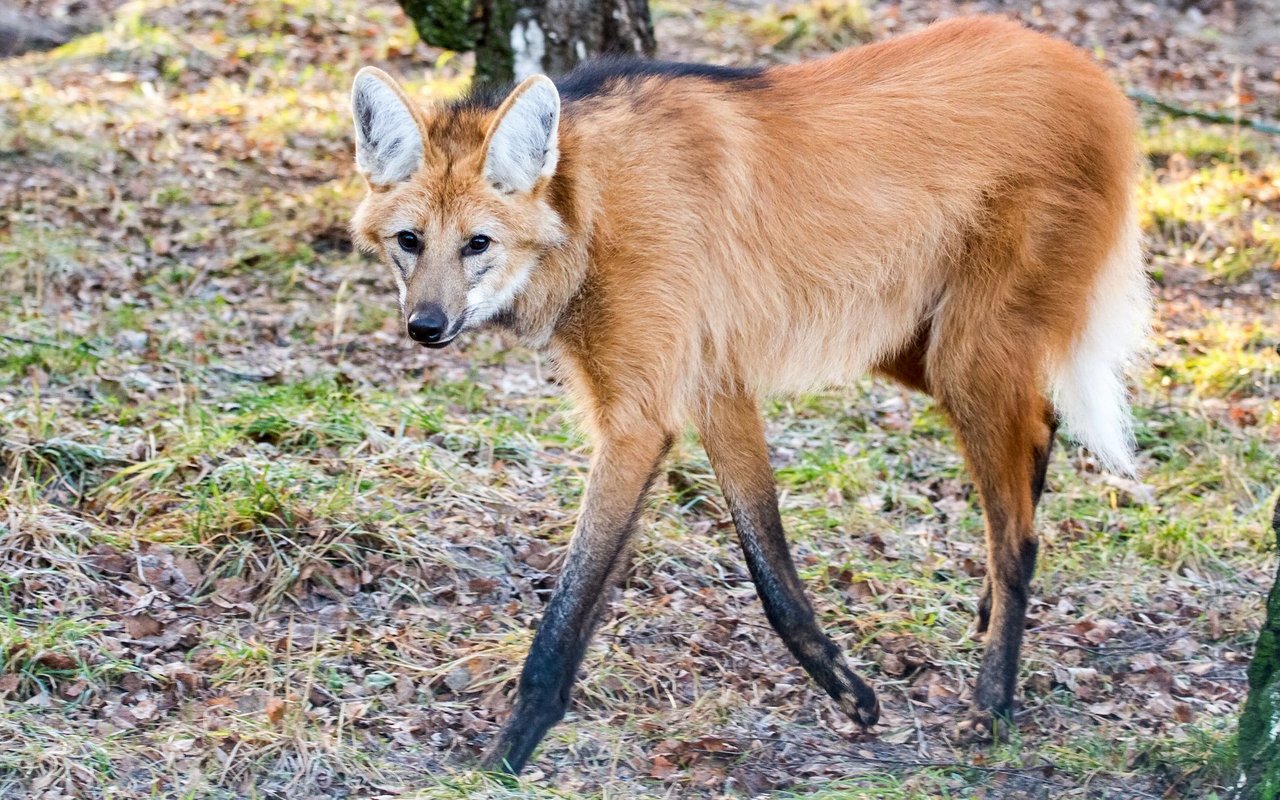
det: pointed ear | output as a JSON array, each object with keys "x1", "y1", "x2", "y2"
[
  {"x1": 482, "y1": 75, "x2": 560, "y2": 194},
  {"x1": 351, "y1": 66, "x2": 424, "y2": 187}
]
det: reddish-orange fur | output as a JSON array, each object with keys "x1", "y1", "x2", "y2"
[{"x1": 351, "y1": 16, "x2": 1145, "y2": 772}]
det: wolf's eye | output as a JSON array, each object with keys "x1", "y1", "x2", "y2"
[
  {"x1": 396, "y1": 231, "x2": 421, "y2": 253},
  {"x1": 462, "y1": 234, "x2": 490, "y2": 256}
]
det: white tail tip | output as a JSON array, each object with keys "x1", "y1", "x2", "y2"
[{"x1": 1051, "y1": 207, "x2": 1150, "y2": 477}]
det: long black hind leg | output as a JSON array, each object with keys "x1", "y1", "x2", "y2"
[
  {"x1": 976, "y1": 407, "x2": 1058, "y2": 634},
  {"x1": 696, "y1": 388, "x2": 880, "y2": 728}
]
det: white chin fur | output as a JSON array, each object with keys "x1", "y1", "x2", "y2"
[{"x1": 466, "y1": 263, "x2": 531, "y2": 324}]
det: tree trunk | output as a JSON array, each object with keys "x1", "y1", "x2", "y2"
[
  {"x1": 397, "y1": 0, "x2": 654, "y2": 90},
  {"x1": 1238, "y1": 497, "x2": 1280, "y2": 799},
  {"x1": 0, "y1": 6, "x2": 72, "y2": 57}
]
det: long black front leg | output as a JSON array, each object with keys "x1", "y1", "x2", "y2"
[{"x1": 482, "y1": 431, "x2": 670, "y2": 774}]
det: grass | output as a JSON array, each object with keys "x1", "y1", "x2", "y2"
[
  {"x1": 0, "y1": 0, "x2": 1277, "y2": 797},
  {"x1": 742, "y1": 0, "x2": 873, "y2": 52}
]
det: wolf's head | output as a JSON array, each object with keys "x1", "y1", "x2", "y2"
[{"x1": 349, "y1": 68, "x2": 566, "y2": 348}]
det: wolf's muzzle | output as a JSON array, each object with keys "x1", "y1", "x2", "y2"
[{"x1": 407, "y1": 303, "x2": 453, "y2": 348}]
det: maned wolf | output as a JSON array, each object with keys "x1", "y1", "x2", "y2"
[{"x1": 349, "y1": 15, "x2": 1148, "y2": 774}]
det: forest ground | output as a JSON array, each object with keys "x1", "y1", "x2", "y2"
[{"x1": 0, "y1": 0, "x2": 1277, "y2": 797}]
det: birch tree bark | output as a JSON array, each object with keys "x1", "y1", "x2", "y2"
[{"x1": 396, "y1": 0, "x2": 654, "y2": 90}]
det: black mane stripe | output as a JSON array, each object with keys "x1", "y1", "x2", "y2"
[
  {"x1": 556, "y1": 58, "x2": 766, "y2": 101},
  {"x1": 449, "y1": 57, "x2": 767, "y2": 112}
]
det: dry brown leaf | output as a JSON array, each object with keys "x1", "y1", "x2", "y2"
[
  {"x1": 265, "y1": 696, "x2": 286, "y2": 724},
  {"x1": 1087, "y1": 701, "x2": 1117, "y2": 717},
  {"x1": 123, "y1": 613, "x2": 164, "y2": 639},
  {"x1": 33, "y1": 652, "x2": 77, "y2": 671},
  {"x1": 649, "y1": 754, "x2": 677, "y2": 780}
]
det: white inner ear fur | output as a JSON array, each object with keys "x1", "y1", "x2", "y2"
[
  {"x1": 484, "y1": 76, "x2": 560, "y2": 194},
  {"x1": 351, "y1": 69, "x2": 423, "y2": 186}
]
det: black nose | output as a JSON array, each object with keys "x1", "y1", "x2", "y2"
[{"x1": 407, "y1": 304, "x2": 448, "y2": 344}]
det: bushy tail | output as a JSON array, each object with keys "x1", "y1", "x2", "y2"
[{"x1": 1051, "y1": 205, "x2": 1150, "y2": 476}]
